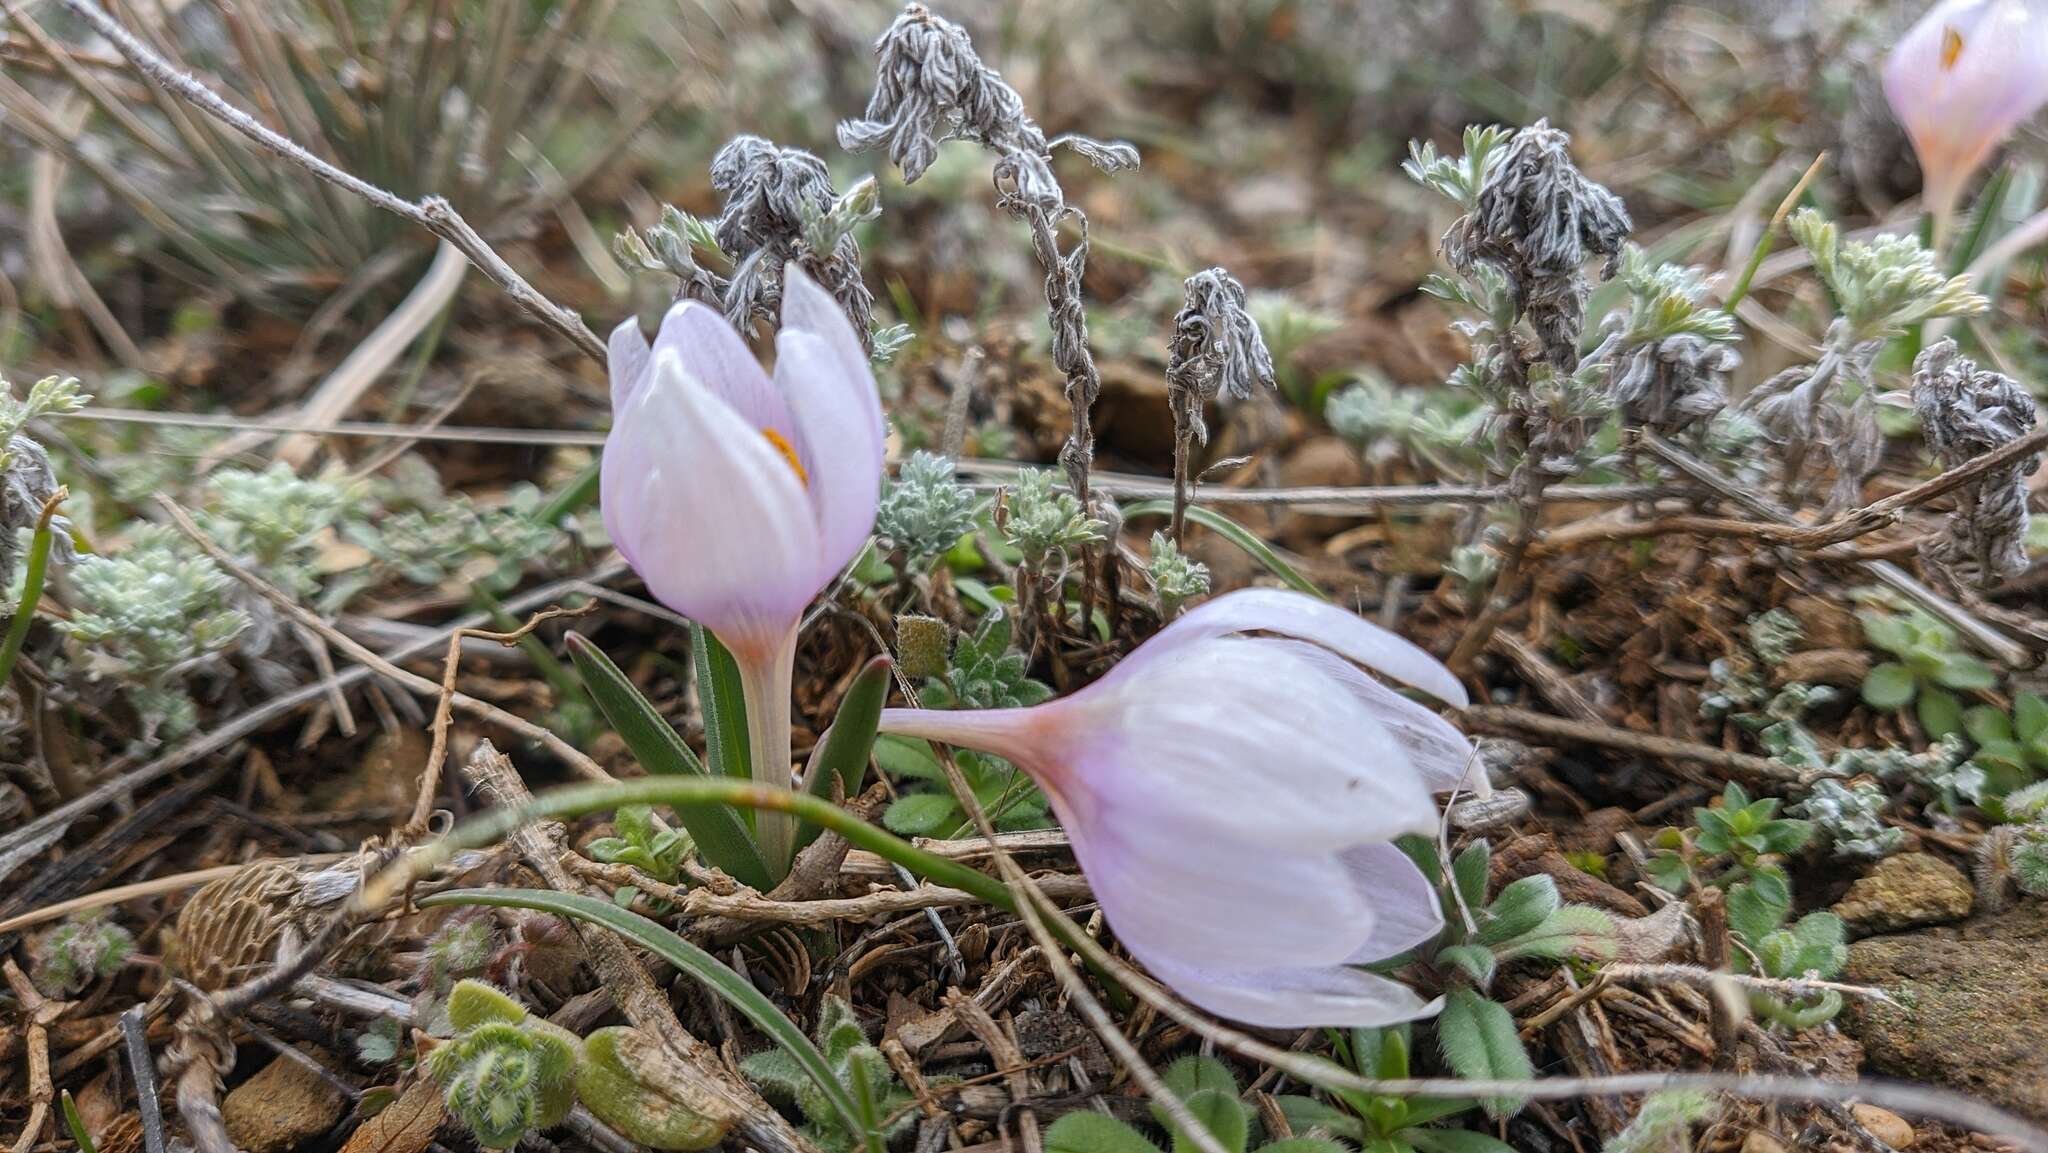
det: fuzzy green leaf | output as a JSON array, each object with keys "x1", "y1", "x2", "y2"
[
  {"x1": 1477, "y1": 875, "x2": 1559, "y2": 946},
  {"x1": 1860, "y1": 662, "x2": 1917, "y2": 709},
  {"x1": 1404, "y1": 1131, "x2": 1518, "y2": 1153},
  {"x1": 421, "y1": 889, "x2": 866, "y2": 1146},
  {"x1": 1044, "y1": 1112, "x2": 1163, "y2": 1153},
  {"x1": 883, "y1": 793, "x2": 961, "y2": 836},
  {"x1": 1435, "y1": 990, "x2": 1531, "y2": 1119}
]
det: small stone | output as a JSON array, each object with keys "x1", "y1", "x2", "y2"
[
  {"x1": 1832, "y1": 853, "x2": 1973, "y2": 934},
  {"x1": 1844, "y1": 901, "x2": 2048, "y2": 1122},
  {"x1": 1741, "y1": 1130, "x2": 1790, "y2": 1153},
  {"x1": 223, "y1": 1052, "x2": 349, "y2": 1153},
  {"x1": 1850, "y1": 1104, "x2": 1915, "y2": 1148}
]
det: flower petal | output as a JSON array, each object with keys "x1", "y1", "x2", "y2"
[
  {"x1": 774, "y1": 327, "x2": 885, "y2": 576},
  {"x1": 649, "y1": 300, "x2": 797, "y2": 443},
  {"x1": 1067, "y1": 637, "x2": 1441, "y2": 851},
  {"x1": 1136, "y1": 947, "x2": 1443, "y2": 1028},
  {"x1": 1339, "y1": 843, "x2": 1446, "y2": 962},
  {"x1": 608, "y1": 316, "x2": 653, "y2": 410},
  {"x1": 1884, "y1": 0, "x2": 2048, "y2": 215},
  {"x1": 1066, "y1": 806, "x2": 1378, "y2": 968},
  {"x1": 605, "y1": 350, "x2": 821, "y2": 649},
  {"x1": 1117, "y1": 589, "x2": 1468, "y2": 707},
  {"x1": 1264, "y1": 638, "x2": 1486, "y2": 795},
  {"x1": 779, "y1": 267, "x2": 885, "y2": 450}
]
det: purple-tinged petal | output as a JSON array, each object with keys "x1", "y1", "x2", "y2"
[
  {"x1": 1114, "y1": 589, "x2": 1467, "y2": 707},
  {"x1": 650, "y1": 300, "x2": 798, "y2": 444},
  {"x1": 1063, "y1": 805, "x2": 1379, "y2": 968},
  {"x1": 608, "y1": 316, "x2": 653, "y2": 410},
  {"x1": 1264, "y1": 638, "x2": 1486, "y2": 795},
  {"x1": 1065, "y1": 638, "x2": 1441, "y2": 851},
  {"x1": 774, "y1": 327, "x2": 885, "y2": 576},
  {"x1": 780, "y1": 267, "x2": 886, "y2": 449},
  {"x1": 1884, "y1": 0, "x2": 2048, "y2": 221},
  {"x1": 604, "y1": 350, "x2": 819, "y2": 651},
  {"x1": 1135, "y1": 947, "x2": 1442, "y2": 1028},
  {"x1": 1339, "y1": 843, "x2": 1446, "y2": 962}
]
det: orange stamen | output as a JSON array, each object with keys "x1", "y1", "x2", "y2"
[
  {"x1": 761, "y1": 427, "x2": 809, "y2": 486},
  {"x1": 1941, "y1": 25, "x2": 1965, "y2": 70}
]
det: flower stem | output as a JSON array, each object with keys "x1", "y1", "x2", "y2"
[{"x1": 735, "y1": 628, "x2": 799, "y2": 876}]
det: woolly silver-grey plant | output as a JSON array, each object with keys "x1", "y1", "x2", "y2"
[
  {"x1": 1445, "y1": 119, "x2": 1631, "y2": 372},
  {"x1": 838, "y1": 3, "x2": 1136, "y2": 607},
  {"x1": 615, "y1": 136, "x2": 878, "y2": 350},
  {"x1": 709, "y1": 135, "x2": 876, "y2": 342},
  {"x1": 1165, "y1": 267, "x2": 1273, "y2": 540},
  {"x1": 1910, "y1": 338, "x2": 2040, "y2": 583}
]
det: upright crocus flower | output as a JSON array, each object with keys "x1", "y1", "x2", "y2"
[
  {"x1": 878, "y1": 589, "x2": 1480, "y2": 1026},
  {"x1": 603, "y1": 267, "x2": 885, "y2": 870},
  {"x1": 1883, "y1": 0, "x2": 2048, "y2": 242}
]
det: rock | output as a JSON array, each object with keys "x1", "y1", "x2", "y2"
[
  {"x1": 1832, "y1": 853, "x2": 1973, "y2": 934},
  {"x1": 1843, "y1": 901, "x2": 2048, "y2": 1122},
  {"x1": 1851, "y1": 1104, "x2": 1915, "y2": 1148},
  {"x1": 1741, "y1": 1130, "x2": 1790, "y2": 1153},
  {"x1": 223, "y1": 1052, "x2": 349, "y2": 1153}
]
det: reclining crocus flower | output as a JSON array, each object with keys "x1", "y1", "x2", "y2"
[
  {"x1": 877, "y1": 589, "x2": 1480, "y2": 1026},
  {"x1": 1883, "y1": 0, "x2": 2048, "y2": 242},
  {"x1": 602, "y1": 266, "x2": 885, "y2": 872}
]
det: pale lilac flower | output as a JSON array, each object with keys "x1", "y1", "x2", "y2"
[
  {"x1": 1883, "y1": 0, "x2": 2048, "y2": 239},
  {"x1": 603, "y1": 266, "x2": 885, "y2": 869},
  {"x1": 878, "y1": 589, "x2": 1479, "y2": 1026}
]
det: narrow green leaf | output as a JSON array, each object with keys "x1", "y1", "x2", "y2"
[
  {"x1": 565, "y1": 634, "x2": 773, "y2": 890},
  {"x1": 796, "y1": 655, "x2": 893, "y2": 853},
  {"x1": 1123, "y1": 500, "x2": 1325, "y2": 599},
  {"x1": 61, "y1": 1091, "x2": 97, "y2": 1153},
  {"x1": 420, "y1": 888, "x2": 869, "y2": 1147},
  {"x1": 692, "y1": 624, "x2": 753, "y2": 783},
  {"x1": 0, "y1": 497, "x2": 62, "y2": 686}
]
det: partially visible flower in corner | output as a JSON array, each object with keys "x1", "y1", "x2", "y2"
[
  {"x1": 602, "y1": 266, "x2": 885, "y2": 869},
  {"x1": 1883, "y1": 0, "x2": 2048, "y2": 239},
  {"x1": 877, "y1": 589, "x2": 1479, "y2": 1026}
]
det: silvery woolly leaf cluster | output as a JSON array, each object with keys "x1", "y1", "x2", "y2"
[
  {"x1": 836, "y1": 4, "x2": 1136, "y2": 214},
  {"x1": 616, "y1": 136, "x2": 877, "y2": 348},
  {"x1": 1739, "y1": 212, "x2": 1987, "y2": 512},
  {"x1": 876, "y1": 451, "x2": 980, "y2": 566},
  {"x1": 1910, "y1": 338, "x2": 2040, "y2": 582},
  {"x1": 1791, "y1": 778, "x2": 1905, "y2": 860},
  {"x1": 1442, "y1": 119, "x2": 1631, "y2": 372},
  {"x1": 1166, "y1": 267, "x2": 1275, "y2": 445},
  {"x1": 0, "y1": 375, "x2": 87, "y2": 590},
  {"x1": 1739, "y1": 319, "x2": 1885, "y2": 513},
  {"x1": 1593, "y1": 246, "x2": 1740, "y2": 439}
]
